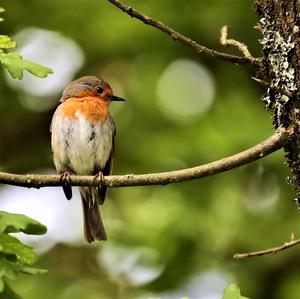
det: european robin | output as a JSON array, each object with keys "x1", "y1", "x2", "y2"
[{"x1": 50, "y1": 76, "x2": 125, "y2": 242}]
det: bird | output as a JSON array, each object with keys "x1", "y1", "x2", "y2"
[{"x1": 50, "y1": 76, "x2": 125, "y2": 243}]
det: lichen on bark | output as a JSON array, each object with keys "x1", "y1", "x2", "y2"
[{"x1": 254, "y1": 0, "x2": 300, "y2": 201}]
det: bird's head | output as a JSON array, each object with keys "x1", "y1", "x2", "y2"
[{"x1": 60, "y1": 76, "x2": 125, "y2": 104}]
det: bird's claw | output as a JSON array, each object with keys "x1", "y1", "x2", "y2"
[
  {"x1": 93, "y1": 171, "x2": 104, "y2": 186},
  {"x1": 60, "y1": 171, "x2": 72, "y2": 185}
]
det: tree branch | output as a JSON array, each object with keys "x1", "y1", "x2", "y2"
[
  {"x1": 107, "y1": 0, "x2": 261, "y2": 66},
  {"x1": 0, "y1": 127, "x2": 291, "y2": 189},
  {"x1": 251, "y1": 77, "x2": 294, "y2": 98},
  {"x1": 220, "y1": 25, "x2": 255, "y2": 60},
  {"x1": 234, "y1": 233, "x2": 300, "y2": 260}
]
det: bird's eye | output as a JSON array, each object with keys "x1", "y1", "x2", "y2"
[{"x1": 96, "y1": 87, "x2": 104, "y2": 94}]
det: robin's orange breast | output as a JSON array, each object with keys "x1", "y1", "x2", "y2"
[{"x1": 61, "y1": 96, "x2": 109, "y2": 123}]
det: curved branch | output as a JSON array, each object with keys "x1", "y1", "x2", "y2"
[
  {"x1": 107, "y1": 0, "x2": 261, "y2": 66},
  {"x1": 0, "y1": 127, "x2": 291, "y2": 189}
]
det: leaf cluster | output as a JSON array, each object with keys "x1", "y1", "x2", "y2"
[
  {"x1": 0, "y1": 7, "x2": 52, "y2": 79},
  {"x1": 0, "y1": 211, "x2": 47, "y2": 299}
]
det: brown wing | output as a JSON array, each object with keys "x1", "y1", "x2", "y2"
[{"x1": 96, "y1": 122, "x2": 115, "y2": 205}]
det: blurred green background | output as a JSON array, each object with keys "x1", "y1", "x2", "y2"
[{"x1": 0, "y1": 0, "x2": 299, "y2": 298}]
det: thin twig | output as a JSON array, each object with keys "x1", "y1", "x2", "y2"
[
  {"x1": 0, "y1": 127, "x2": 291, "y2": 189},
  {"x1": 234, "y1": 233, "x2": 300, "y2": 260},
  {"x1": 106, "y1": 0, "x2": 261, "y2": 66},
  {"x1": 220, "y1": 25, "x2": 255, "y2": 60},
  {"x1": 251, "y1": 77, "x2": 294, "y2": 98},
  {"x1": 251, "y1": 77, "x2": 271, "y2": 87}
]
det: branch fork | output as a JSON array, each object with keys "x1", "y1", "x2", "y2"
[
  {"x1": 107, "y1": 0, "x2": 261, "y2": 66},
  {"x1": 220, "y1": 25, "x2": 257, "y2": 63}
]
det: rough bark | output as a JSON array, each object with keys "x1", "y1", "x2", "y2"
[{"x1": 254, "y1": 0, "x2": 300, "y2": 200}]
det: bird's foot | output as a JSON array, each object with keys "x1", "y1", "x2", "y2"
[
  {"x1": 93, "y1": 171, "x2": 104, "y2": 186},
  {"x1": 60, "y1": 171, "x2": 73, "y2": 200},
  {"x1": 60, "y1": 171, "x2": 73, "y2": 185}
]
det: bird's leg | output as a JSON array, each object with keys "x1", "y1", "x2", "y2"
[
  {"x1": 60, "y1": 171, "x2": 73, "y2": 200},
  {"x1": 93, "y1": 171, "x2": 104, "y2": 187}
]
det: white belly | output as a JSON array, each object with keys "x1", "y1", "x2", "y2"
[{"x1": 51, "y1": 107, "x2": 114, "y2": 175}]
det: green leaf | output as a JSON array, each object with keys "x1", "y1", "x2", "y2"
[
  {"x1": 221, "y1": 284, "x2": 250, "y2": 299},
  {"x1": 0, "y1": 253, "x2": 46, "y2": 294},
  {"x1": 0, "y1": 282, "x2": 22, "y2": 299},
  {"x1": 0, "y1": 233, "x2": 37, "y2": 264},
  {"x1": 0, "y1": 253, "x2": 46, "y2": 277},
  {"x1": 0, "y1": 212, "x2": 47, "y2": 293},
  {"x1": 0, "y1": 52, "x2": 53, "y2": 79},
  {"x1": 19, "y1": 265, "x2": 47, "y2": 275},
  {"x1": 0, "y1": 211, "x2": 47, "y2": 235},
  {"x1": 0, "y1": 35, "x2": 16, "y2": 49},
  {"x1": 0, "y1": 254, "x2": 18, "y2": 283}
]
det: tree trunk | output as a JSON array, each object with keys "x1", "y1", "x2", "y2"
[{"x1": 253, "y1": 0, "x2": 300, "y2": 200}]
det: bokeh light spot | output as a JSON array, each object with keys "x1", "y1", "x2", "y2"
[
  {"x1": 157, "y1": 59, "x2": 215, "y2": 123},
  {"x1": 98, "y1": 244, "x2": 163, "y2": 286}
]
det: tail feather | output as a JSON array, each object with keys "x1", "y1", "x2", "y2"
[
  {"x1": 80, "y1": 187, "x2": 107, "y2": 242},
  {"x1": 97, "y1": 186, "x2": 107, "y2": 205},
  {"x1": 63, "y1": 185, "x2": 72, "y2": 200}
]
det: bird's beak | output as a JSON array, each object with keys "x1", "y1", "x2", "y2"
[{"x1": 107, "y1": 95, "x2": 126, "y2": 101}]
